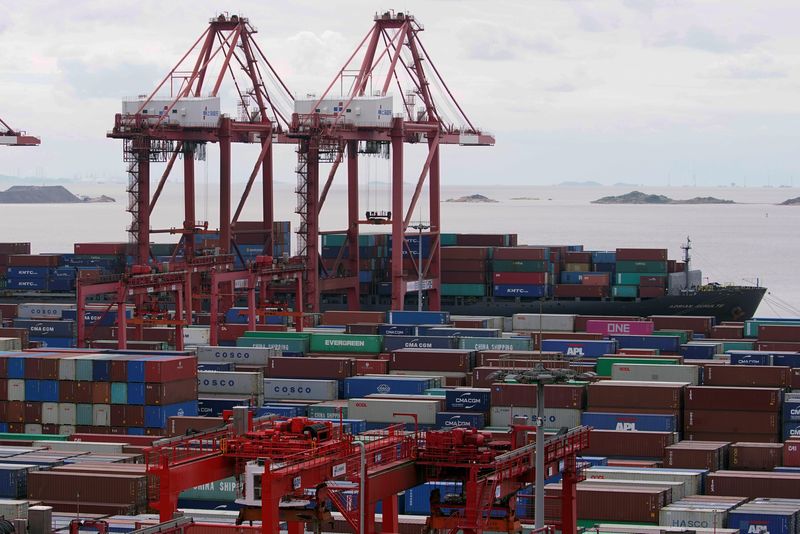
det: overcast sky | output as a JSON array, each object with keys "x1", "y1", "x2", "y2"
[{"x1": 1, "y1": 0, "x2": 799, "y2": 186}]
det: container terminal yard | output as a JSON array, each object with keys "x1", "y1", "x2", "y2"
[{"x1": 2, "y1": 9, "x2": 800, "y2": 534}]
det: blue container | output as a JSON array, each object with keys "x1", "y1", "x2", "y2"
[
  {"x1": 6, "y1": 278, "x2": 48, "y2": 290},
  {"x1": 198, "y1": 362, "x2": 236, "y2": 372},
  {"x1": 421, "y1": 327, "x2": 499, "y2": 338},
  {"x1": 76, "y1": 404, "x2": 93, "y2": 426},
  {"x1": 729, "y1": 351, "x2": 773, "y2": 366},
  {"x1": 593, "y1": 262, "x2": 616, "y2": 273},
  {"x1": 681, "y1": 343, "x2": 717, "y2": 359},
  {"x1": 382, "y1": 335, "x2": 458, "y2": 351},
  {"x1": 0, "y1": 464, "x2": 35, "y2": 498},
  {"x1": 611, "y1": 334, "x2": 681, "y2": 353},
  {"x1": 50, "y1": 267, "x2": 76, "y2": 279},
  {"x1": 7, "y1": 267, "x2": 50, "y2": 278},
  {"x1": 29, "y1": 337, "x2": 73, "y2": 348},
  {"x1": 128, "y1": 427, "x2": 145, "y2": 436},
  {"x1": 24, "y1": 381, "x2": 40, "y2": 402},
  {"x1": 7, "y1": 356, "x2": 26, "y2": 379},
  {"x1": 445, "y1": 389, "x2": 491, "y2": 412},
  {"x1": 92, "y1": 359, "x2": 111, "y2": 381},
  {"x1": 541, "y1": 339, "x2": 618, "y2": 358},
  {"x1": 310, "y1": 418, "x2": 367, "y2": 435},
  {"x1": 224, "y1": 307, "x2": 248, "y2": 324},
  {"x1": 387, "y1": 310, "x2": 448, "y2": 325},
  {"x1": 728, "y1": 510, "x2": 794, "y2": 534},
  {"x1": 344, "y1": 376, "x2": 433, "y2": 398},
  {"x1": 591, "y1": 251, "x2": 616, "y2": 264},
  {"x1": 127, "y1": 360, "x2": 146, "y2": 382},
  {"x1": 198, "y1": 397, "x2": 248, "y2": 417},
  {"x1": 13, "y1": 319, "x2": 74, "y2": 338},
  {"x1": 493, "y1": 284, "x2": 549, "y2": 298},
  {"x1": 404, "y1": 482, "x2": 463, "y2": 515},
  {"x1": 378, "y1": 324, "x2": 417, "y2": 336},
  {"x1": 774, "y1": 467, "x2": 800, "y2": 472},
  {"x1": 47, "y1": 279, "x2": 74, "y2": 292},
  {"x1": 773, "y1": 353, "x2": 800, "y2": 368},
  {"x1": 111, "y1": 383, "x2": 127, "y2": 404},
  {"x1": 435, "y1": 412, "x2": 485, "y2": 429},
  {"x1": 783, "y1": 422, "x2": 800, "y2": 440},
  {"x1": 145, "y1": 400, "x2": 198, "y2": 428},
  {"x1": 127, "y1": 383, "x2": 145, "y2": 405},
  {"x1": 580, "y1": 412, "x2": 677, "y2": 432},
  {"x1": 257, "y1": 405, "x2": 303, "y2": 418},
  {"x1": 40, "y1": 380, "x2": 58, "y2": 402},
  {"x1": 559, "y1": 272, "x2": 594, "y2": 284}
]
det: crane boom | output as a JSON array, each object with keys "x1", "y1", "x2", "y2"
[{"x1": 0, "y1": 115, "x2": 40, "y2": 146}]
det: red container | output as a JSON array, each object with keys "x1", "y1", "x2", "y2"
[
  {"x1": 565, "y1": 251, "x2": 592, "y2": 263},
  {"x1": 649, "y1": 315, "x2": 714, "y2": 336},
  {"x1": 0, "y1": 305, "x2": 18, "y2": 320},
  {"x1": 7, "y1": 254, "x2": 60, "y2": 267},
  {"x1": 588, "y1": 381, "x2": 684, "y2": 410},
  {"x1": 616, "y1": 248, "x2": 668, "y2": 261},
  {"x1": 544, "y1": 483, "x2": 669, "y2": 523},
  {"x1": 441, "y1": 247, "x2": 490, "y2": 260},
  {"x1": 354, "y1": 359, "x2": 388, "y2": 375},
  {"x1": 321, "y1": 310, "x2": 387, "y2": 326},
  {"x1": 110, "y1": 405, "x2": 126, "y2": 427},
  {"x1": 639, "y1": 286, "x2": 666, "y2": 298},
  {"x1": 69, "y1": 433, "x2": 161, "y2": 446},
  {"x1": 703, "y1": 365, "x2": 791, "y2": 388},
  {"x1": 166, "y1": 416, "x2": 224, "y2": 437},
  {"x1": 553, "y1": 285, "x2": 608, "y2": 298},
  {"x1": 58, "y1": 381, "x2": 76, "y2": 403},
  {"x1": 390, "y1": 349, "x2": 473, "y2": 373},
  {"x1": 268, "y1": 357, "x2": 353, "y2": 380},
  {"x1": 493, "y1": 247, "x2": 548, "y2": 261},
  {"x1": 756, "y1": 341, "x2": 800, "y2": 352},
  {"x1": 74, "y1": 242, "x2": 129, "y2": 255},
  {"x1": 684, "y1": 410, "x2": 778, "y2": 433},
  {"x1": 581, "y1": 273, "x2": 610, "y2": 286},
  {"x1": 493, "y1": 272, "x2": 548, "y2": 285},
  {"x1": 24, "y1": 401, "x2": 42, "y2": 423},
  {"x1": 730, "y1": 442, "x2": 783, "y2": 471},
  {"x1": 783, "y1": 439, "x2": 800, "y2": 467},
  {"x1": 706, "y1": 471, "x2": 800, "y2": 498},
  {"x1": 684, "y1": 386, "x2": 781, "y2": 411},
  {"x1": 442, "y1": 271, "x2": 486, "y2": 284},
  {"x1": 531, "y1": 332, "x2": 605, "y2": 350},
  {"x1": 346, "y1": 324, "x2": 380, "y2": 335},
  {"x1": 663, "y1": 442, "x2": 729, "y2": 471},
  {"x1": 219, "y1": 323, "x2": 248, "y2": 342},
  {"x1": 476, "y1": 351, "x2": 563, "y2": 366},
  {"x1": 686, "y1": 431, "x2": 779, "y2": 443},
  {"x1": 574, "y1": 315, "x2": 642, "y2": 332},
  {"x1": 584, "y1": 429, "x2": 677, "y2": 459},
  {"x1": 490, "y1": 383, "x2": 585, "y2": 409},
  {"x1": 758, "y1": 324, "x2": 800, "y2": 342},
  {"x1": 711, "y1": 325, "x2": 744, "y2": 339},
  {"x1": 0, "y1": 243, "x2": 30, "y2": 255},
  {"x1": 126, "y1": 406, "x2": 145, "y2": 427},
  {"x1": 144, "y1": 379, "x2": 197, "y2": 405},
  {"x1": 143, "y1": 356, "x2": 196, "y2": 383},
  {"x1": 441, "y1": 259, "x2": 485, "y2": 272},
  {"x1": 618, "y1": 348, "x2": 660, "y2": 355},
  {"x1": 92, "y1": 382, "x2": 111, "y2": 404}
]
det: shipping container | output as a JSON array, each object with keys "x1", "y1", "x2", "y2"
[
  {"x1": 581, "y1": 412, "x2": 677, "y2": 432},
  {"x1": 540, "y1": 339, "x2": 618, "y2": 358},
  {"x1": 195, "y1": 346, "x2": 276, "y2": 365},
  {"x1": 435, "y1": 412, "x2": 485, "y2": 429},
  {"x1": 611, "y1": 363, "x2": 700, "y2": 385},
  {"x1": 583, "y1": 466, "x2": 705, "y2": 496},
  {"x1": 390, "y1": 349, "x2": 473, "y2": 373},
  {"x1": 512, "y1": 314, "x2": 575, "y2": 332},
  {"x1": 197, "y1": 371, "x2": 264, "y2": 396},
  {"x1": 444, "y1": 389, "x2": 491, "y2": 412},
  {"x1": 347, "y1": 398, "x2": 439, "y2": 425},
  {"x1": 489, "y1": 406, "x2": 582, "y2": 428},
  {"x1": 263, "y1": 378, "x2": 338, "y2": 401},
  {"x1": 344, "y1": 376, "x2": 433, "y2": 398},
  {"x1": 684, "y1": 386, "x2": 781, "y2": 411},
  {"x1": 382, "y1": 335, "x2": 458, "y2": 351}
]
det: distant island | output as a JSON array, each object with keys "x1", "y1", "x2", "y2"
[
  {"x1": 0, "y1": 185, "x2": 115, "y2": 204},
  {"x1": 444, "y1": 194, "x2": 498, "y2": 203},
  {"x1": 510, "y1": 197, "x2": 540, "y2": 201},
  {"x1": 592, "y1": 191, "x2": 735, "y2": 205},
  {"x1": 558, "y1": 181, "x2": 603, "y2": 187},
  {"x1": 781, "y1": 197, "x2": 800, "y2": 205}
]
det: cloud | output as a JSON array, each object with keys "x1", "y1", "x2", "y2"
[
  {"x1": 457, "y1": 20, "x2": 562, "y2": 60},
  {"x1": 287, "y1": 30, "x2": 347, "y2": 76},
  {"x1": 707, "y1": 52, "x2": 788, "y2": 79},
  {"x1": 59, "y1": 58, "x2": 163, "y2": 99},
  {"x1": 651, "y1": 26, "x2": 766, "y2": 53}
]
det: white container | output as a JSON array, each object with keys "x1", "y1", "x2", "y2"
[
  {"x1": 264, "y1": 378, "x2": 338, "y2": 401},
  {"x1": 58, "y1": 356, "x2": 78, "y2": 381},
  {"x1": 0, "y1": 499, "x2": 29, "y2": 520},
  {"x1": 512, "y1": 314, "x2": 575, "y2": 332},
  {"x1": 35, "y1": 440, "x2": 124, "y2": 454},
  {"x1": 199, "y1": 371, "x2": 264, "y2": 396},
  {"x1": 7, "y1": 380, "x2": 24, "y2": 402},
  {"x1": 294, "y1": 95, "x2": 393, "y2": 128},
  {"x1": 184, "y1": 326, "x2": 211, "y2": 347},
  {"x1": 685, "y1": 341, "x2": 725, "y2": 355},
  {"x1": 583, "y1": 466, "x2": 705, "y2": 496},
  {"x1": 196, "y1": 346, "x2": 276, "y2": 366},
  {"x1": 0, "y1": 338, "x2": 21, "y2": 351},
  {"x1": 583, "y1": 478, "x2": 686, "y2": 501},
  {"x1": 611, "y1": 363, "x2": 700, "y2": 385},
  {"x1": 347, "y1": 398, "x2": 439, "y2": 425},
  {"x1": 591, "y1": 525, "x2": 737, "y2": 534},
  {"x1": 58, "y1": 425, "x2": 76, "y2": 436},
  {"x1": 16, "y1": 303, "x2": 75, "y2": 320},
  {"x1": 58, "y1": 404, "x2": 76, "y2": 426},
  {"x1": 122, "y1": 97, "x2": 221, "y2": 127},
  {"x1": 23, "y1": 424, "x2": 42, "y2": 434},
  {"x1": 41, "y1": 403, "x2": 59, "y2": 425},
  {"x1": 660, "y1": 506, "x2": 729, "y2": 530},
  {"x1": 92, "y1": 405, "x2": 110, "y2": 427},
  {"x1": 490, "y1": 406, "x2": 582, "y2": 429}
]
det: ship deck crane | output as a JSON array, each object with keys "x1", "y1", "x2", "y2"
[
  {"x1": 0, "y1": 116, "x2": 40, "y2": 146},
  {"x1": 290, "y1": 10, "x2": 494, "y2": 314}
]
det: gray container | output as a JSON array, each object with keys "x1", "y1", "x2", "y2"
[
  {"x1": 347, "y1": 398, "x2": 439, "y2": 425},
  {"x1": 0, "y1": 338, "x2": 21, "y2": 352},
  {"x1": 458, "y1": 336, "x2": 532, "y2": 352},
  {"x1": 58, "y1": 357, "x2": 76, "y2": 381},
  {"x1": 58, "y1": 404, "x2": 76, "y2": 426},
  {"x1": 583, "y1": 478, "x2": 686, "y2": 501},
  {"x1": 611, "y1": 363, "x2": 700, "y2": 385},
  {"x1": 28, "y1": 505, "x2": 51, "y2": 534},
  {"x1": 7, "y1": 380, "x2": 24, "y2": 402},
  {"x1": 92, "y1": 404, "x2": 110, "y2": 427},
  {"x1": 512, "y1": 313, "x2": 575, "y2": 332},
  {"x1": 199, "y1": 371, "x2": 265, "y2": 396},
  {"x1": 17, "y1": 303, "x2": 75, "y2": 320},
  {"x1": 23, "y1": 424, "x2": 42, "y2": 434},
  {"x1": 41, "y1": 403, "x2": 58, "y2": 425},
  {"x1": 0, "y1": 499, "x2": 28, "y2": 520},
  {"x1": 490, "y1": 406, "x2": 582, "y2": 429},
  {"x1": 660, "y1": 506, "x2": 729, "y2": 530},
  {"x1": 583, "y1": 466, "x2": 705, "y2": 496},
  {"x1": 34, "y1": 441, "x2": 124, "y2": 454},
  {"x1": 264, "y1": 378, "x2": 338, "y2": 401},
  {"x1": 58, "y1": 425, "x2": 76, "y2": 436},
  {"x1": 196, "y1": 346, "x2": 277, "y2": 366}
]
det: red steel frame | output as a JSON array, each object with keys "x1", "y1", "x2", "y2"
[{"x1": 290, "y1": 10, "x2": 494, "y2": 314}]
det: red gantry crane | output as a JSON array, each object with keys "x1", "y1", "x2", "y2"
[
  {"x1": 0, "y1": 116, "x2": 40, "y2": 146},
  {"x1": 290, "y1": 10, "x2": 494, "y2": 314}
]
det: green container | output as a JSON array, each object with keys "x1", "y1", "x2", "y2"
[
  {"x1": 458, "y1": 336, "x2": 532, "y2": 351},
  {"x1": 653, "y1": 329, "x2": 691, "y2": 345},
  {"x1": 236, "y1": 336, "x2": 309, "y2": 353},
  {"x1": 441, "y1": 284, "x2": 486, "y2": 297},
  {"x1": 309, "y1": 333, "x2": 383, "y2": 354},
  {"x1": 441, "y1": 234, "x2": 458, "y2": 246},
  {"x1": 180, "y1": 476, "x2": 238, "y2": 501},
  {"x1": 744, "y1": 319, "x2": 800, "y2": 338},
  {"x1": 307, "y1": 404, "x2": 348, "y2": 419},
  {"x1": 75, "y1": 359, "x2": 94, "y2": 381},
  {"x1": 322, "y1": 234, "x2": 346, "y2": 247},
  {"x1": 615, "y1": 260, "x2": 667, "y2": 274},
  {"x1": 614, "y1": 272, "x2": 667, "y2": 285},
  {"x1": 595, "y1": 356, "x2": 680, "y2": 377},
  {"x1": 151, "y1": 243, "x2": 176, "y2": 256},
  {"x1": 0, "y1": 433, "x2": 68, "y2": 442},
  {"x1": 492, "y1": 260, "x2": 549, "y2": 273},
  {"x1": 424, "y1": 388, "x2": 448, "y2": 397},
  {"x1": 242, "y1": 331, "x2": 312, "y2": 340},
  {"x1": 111, "y1": 383, "x2": 127, "y2": 404},
  {"x1": 76, "y1": 404, "x2": 93, "y2": 426},
  {"x1": 720, "y1": 340, "x2": 756, "y2": 351},
  {"x1": 611, "y1": 285, "x2": 638, "y2": 298}
]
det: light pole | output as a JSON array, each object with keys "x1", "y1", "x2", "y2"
[
  {"x1": 532, "y1": 372, "x2": 554, "y2": 530},
  {"x1": 408, "y1": 222, "x2": 430, "y2": 311}
]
